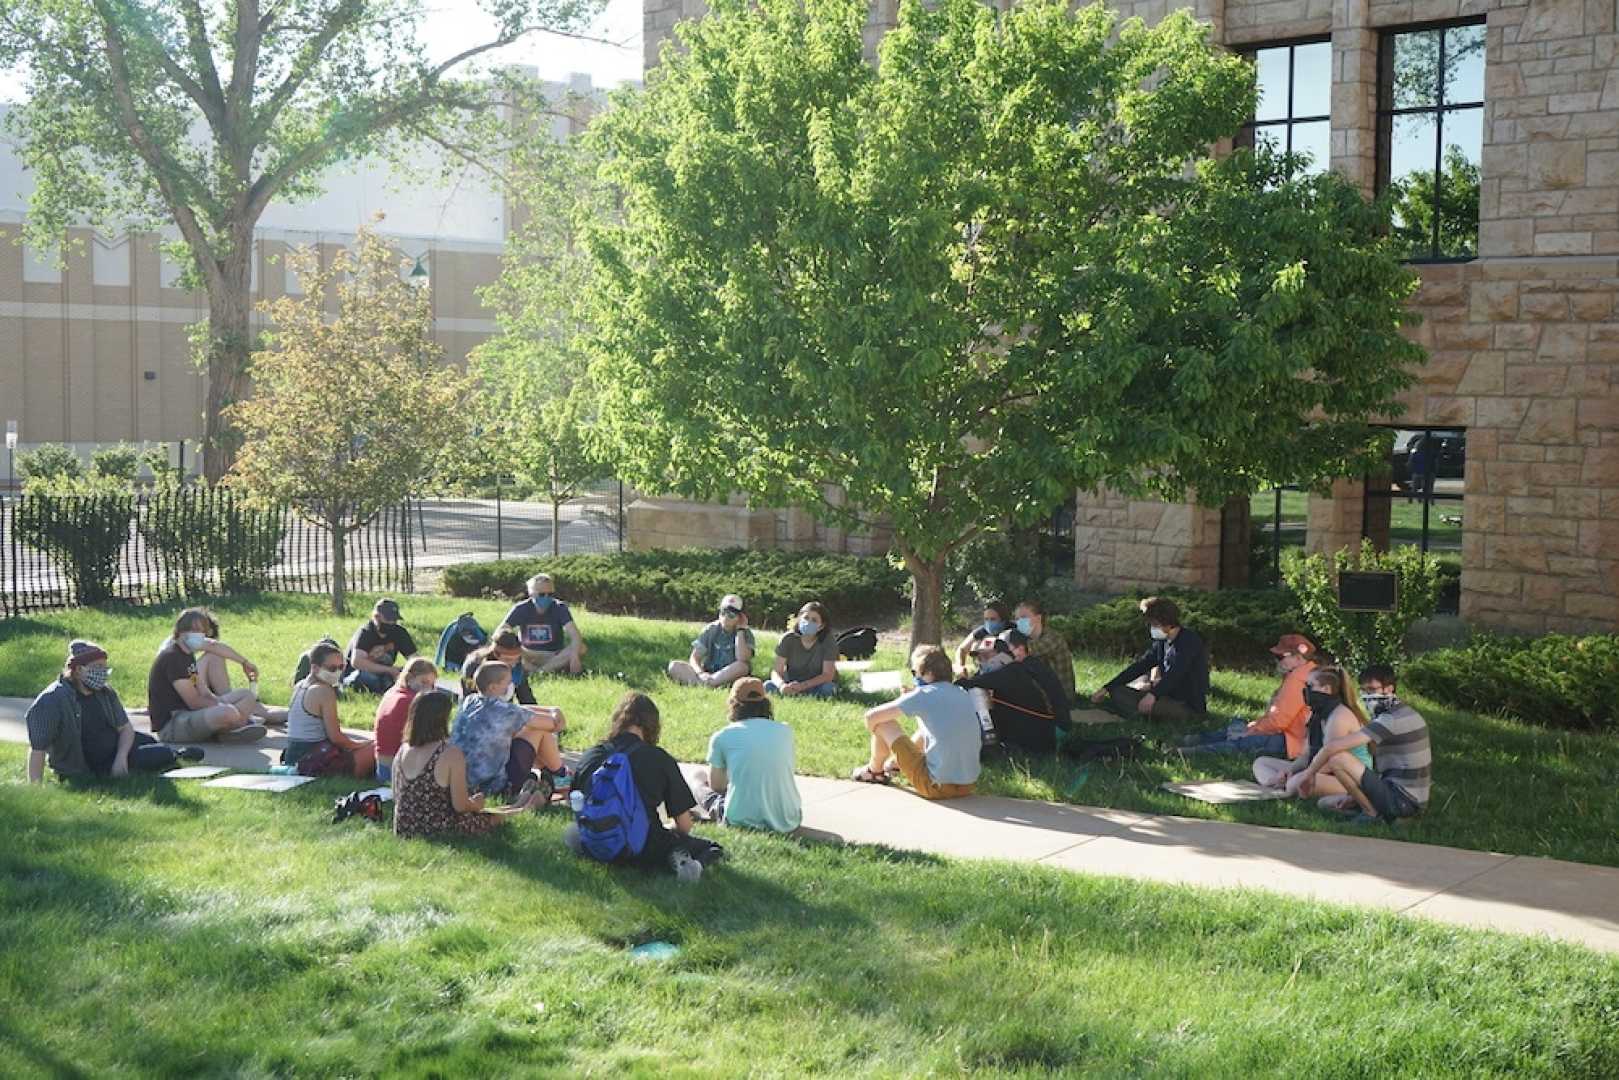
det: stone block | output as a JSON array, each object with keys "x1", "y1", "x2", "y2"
[
  {"x1": 1425, "y1": 395, "x2": 1477, "y2": 425},
  {"x1": 1580, "y1": 448, "x2": 1619, "y2": 483},
  {"x1": 1565, "y1": 592, "x2": 1619, "y2": 621},
  {"x1": 1487, "y1": 535, "x2": 1550, "y2": 572},
  {"x1": 1519, "y1": 291, "x2": 1571, "y2": 320},
  {"x1": 1456, "y1": 353, "x2": 1507, "y2": 394},
  {"x1": 1518, "y1": 398, "x2": 1579, "y2": 442},
  {"x1": 1467, "y1": 570, "x2": 1524, "y2": 597},
  {"x1": 1127, "y1": 503, "x2": 1166, "y2": 532},
  {"x1": 1477, "y1": 396, "x2": 1533, "y2": 428},
  {"x1": 1506, "y1": 364, "x2": 1569, "y2": 395},
  {"x1": 1548, "y1": 554, "x2": 1601, "y2": 576},
  {"x1": 1470, "y1": 282, "x2": 1520, "y2": 321},
  {"x1": 1535, "y1": 231, "x2": 1595, "y2": 255},
  {"x1": 1538, "y1": 324, "x2": 1589, "y2": 360},
  {"x1": 1465, "y1": 494, "x2": 1508, "y2": 532},
  {"x1": 1578, "y1": 519, "x2": 1619, "y2": 556},
  {"x1": 1528, "y1": 141, "x2": 1587, "y2": 188},
  {"x1": 1569, "y1": 291, "x2": 1616, "y2": 321},
  {"x1": 1529, "y1": 461, "x2": 1584, "y2": 486},
  {"x1": 1507, "y1": 495, "x2": 1558, "y2": 517},
  {"x1": 1495, "y1": 323, "x2": 1542, "y2": 349},
  {"x1": 1577, "y1": 397, "x2": 1619, "y2": 430},
  {"x1": 1555, "y1": 487, "x2": 1601, "y2": 518}
]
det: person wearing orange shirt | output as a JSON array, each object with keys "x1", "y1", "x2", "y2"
[{"x1": 1180, "y1": 634, "x2": 1318, "y2": 756}]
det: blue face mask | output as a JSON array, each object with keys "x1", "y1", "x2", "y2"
[
  {"x1": 1014, "y1": 617, "x2": 1033, "y2": 636},
  {"x1": 913, "y1": 674, "x2": 928, "y2": 687},
  {"x1": 532, "y1": 594, "x2": 554, "y2": 610},
  {"x1": 984, "y1": 619, "x2": 1005, "y2": 635},
  {"x1": 798, "y1": 619, "x2": 820, "y2": 637}
]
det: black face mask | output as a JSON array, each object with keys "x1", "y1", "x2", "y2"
[{"x1": 1304, "y1": 689, "x2": 1339, "y2": 714}]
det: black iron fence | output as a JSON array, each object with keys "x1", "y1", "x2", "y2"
[
  {"x1": 0, "y1": 489, "x2": 414, "y2": 617},
  {"x1": 408, "y1": 479, "x2": 626, "y2": 565}
]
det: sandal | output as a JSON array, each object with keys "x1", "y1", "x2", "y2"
[{"x1": 850, "y1": 765, "x2": 890, "y2": 785}]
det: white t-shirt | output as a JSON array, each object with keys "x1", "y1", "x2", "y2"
[{"x1": 897, "y1": 683, "x2": 982, "y2": 786}]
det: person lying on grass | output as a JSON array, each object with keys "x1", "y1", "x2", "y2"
[
  {"x1": 1180, "y1": 634, "x2": 1318, "y2": 756},
  {"x1": 953, "y1": 599, "x2": 1011, "y2": 674},
  {"x1": 668, "y1": 592, "x2": 755, "y2": 689},
  {"x1": 1293, "y1": 665, "x2": 1432, "y2": 826},
  {"x1": 689, "y1": 678, "x2": 802, "y2": 833},
  {"x1": 852, "y1": 645, "x2": 981, "y2": 800},
  {"x1": 1091, "y1": 596, "x2": 1208, "y2": 722},
  {"x1": 451, "y1": 661, "x2": 568, "y2": 807},
  {"x1": 394, "y1": 689, "x2": 518, "y2": 840},
  {"x1": 284, "y1": 642, "x2": 377, "y2": 777},
  {"x1": 196, "y1": 611, "x2": 289, "y2": 728},
  {"x1": 146, "y1": 606, "x2": 268, "y2": 745},
  {"x1": 27, "y1": 639, "x2": 200, "y2": 782},
  {"x1": 1253, "y1": 666, "x2": 1372, "y2": 808},
  {"x1": 463, "y1": 631, "x2": 537, "y2": 704},
  {"x1": 768, "y1": 600, "x2": 839, "y2": 698},
  {"x1": 374, "y1": 658, "x2": 440, "y2": 784},
  {"x1": 567, "y1": 691, "x2": 725, "y2": 881}
]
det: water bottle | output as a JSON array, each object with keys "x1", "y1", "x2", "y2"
[
  {"x1": 569, "y1": 789, "x2": 585, "y2": 814},
  {"x1": 268, "y1": 764, "x2": 298, "y2": 776}
]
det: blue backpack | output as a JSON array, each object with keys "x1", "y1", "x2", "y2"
[
  {"x1": 577, "y1": 751, "x2": 649, "y2": 863},
  {"x1": 435, "y1": 612, "x2": 488, "y2": 673}
]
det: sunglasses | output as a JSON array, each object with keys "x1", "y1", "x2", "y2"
[{"x1": 721, "y1": 608, "x2": 742, "y2": 617}]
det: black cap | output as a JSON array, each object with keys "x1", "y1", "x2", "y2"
[{"x1": 375, "y1": 598, "x2": 401, "y2": 620}]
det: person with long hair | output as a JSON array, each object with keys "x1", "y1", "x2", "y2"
[
  {"x1": 768, "y1": 600, "x2": 838, "y2": 698},
  {"x1": 393, "y1": 690, "x2": 510, "y2": 839},
  {"x1": 690, "y1": 678, "x2": 801, "y2": 833},
  {"x1": 283, "y1": 642, "x2": 377, "y2": 777},
  {"x1": 1294, "y1": 665, "x2": 1432, "y2": 825},
  {"x1": 1253, "y1": 666, "x2": 1372, "y2": 807},
  {"x1": 373, "y1": 658, "x2": 439, "y2": 782},
  {"x1": 954, "y1": 600, "x2": 1012, "y2": 672}
]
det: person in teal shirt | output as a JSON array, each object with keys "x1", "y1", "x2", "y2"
[{"x1": 694, "y1": 678, "x2": 802, "y2": 834}]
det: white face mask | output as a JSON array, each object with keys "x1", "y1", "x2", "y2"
[
  {"x1": 181, "y1": 631, "x2": 207, "y2": 652},
  {"x1": 315, "y1": 668, "x2": 342, "y2": 687},
  {"x1": 408, "y1": 679, "x2": 433, "y2": 694},
  {"x1": 500, "y1": 684, "x2": 516, "y2": 702},
  {"x1": 1149, "y1": 626, "x2": 1169, "y2": 641}
]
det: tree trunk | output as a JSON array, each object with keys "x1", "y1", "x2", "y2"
[
  {"x1": 202, "y1": 248, "x2": 254, "y2": 485},
  {"x1": 329, "y1": 519, "x2": 349, "y2": 616},
  {"x1": 903, "y1": 549, "x2": 948, "y2": 655}
]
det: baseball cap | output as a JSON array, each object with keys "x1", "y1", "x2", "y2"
[
  {"x1": 1269, "y1": 633, "x2": 1316, "y2": 657},
  {"x1": 719, "y1": 594, "x2": 745, "y2": 614},
  {"x1": 728, "y1": 677, "x2": 768, "y2": 704},
  {"x1": 375, "y1": 598, "x2": 402, "y2": 621}
]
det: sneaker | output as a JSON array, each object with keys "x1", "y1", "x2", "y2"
[
  {"x1": 1349, "y1": 812, "x2": 1393, "y2": 827},
  {"x1": 217, "y1": 723, "x2": 268, "y2": 744},
  {"x1": 177, "y1": 746, "x2": 205, "y2": 763},
  {"x1": 694, "y1": 841, "x2": 726, "y2": 868},
  {"x1": 669, "y1": 850, "x2": 703, "y2": 883}
]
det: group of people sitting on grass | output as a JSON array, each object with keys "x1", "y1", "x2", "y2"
[{"x1": 23, "y1": 577, "x2": 1431, "y2": 879}]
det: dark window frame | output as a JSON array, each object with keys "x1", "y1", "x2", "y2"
[
  {"x1": 1376, "y1": 18, "x2": 1486, "y2": 264},
  {"x1": 1236, "y1": 36, "x2": 1333, "y2": 176}
]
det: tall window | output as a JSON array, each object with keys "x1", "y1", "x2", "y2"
[
  {"x1": 1241, "y1": 39, "x2": 1332, "y2": 177},
  {"x1": 1379, "y1": 22, "x2": 1485, "y2": 261}
]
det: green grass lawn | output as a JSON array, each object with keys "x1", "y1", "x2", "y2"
[
  {"x1": 3, "y1": 592, "x2": 1618, "y2": 868},
  {"x1": 3, "y1": 741, "x2": 1618, "y2": 1077},
  {"x1": 1250, "y1": 490, "x2": 1462, "y2": 552}
]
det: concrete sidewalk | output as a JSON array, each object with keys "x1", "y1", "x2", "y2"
[{"x1": 4, "y1": 696, "x2": 1617, "y2": 954}]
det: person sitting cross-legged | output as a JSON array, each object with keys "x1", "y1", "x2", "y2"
[
  {"x1": 668, "y1": 593, "x2": 755, "y2": 689},
  {"x1": 284, "y1": 642, "x2": 377, "y2": 777},
  {"x1": 196, "y1": 611, "x2": 289, "y2": 727},
  {"x1": 27, "y1": 640, "x2": 198, "y2": 783},
  {"x1": 1013, "y1": 599, "x2": 1075, "y2": 704},
  {"x1": 450, "y1": 661, "x2": 567, "y2": 804},
  {"x1": 146, "y1": 607, "x2": 267, "y2": 744},
  {"x1": 374, "y1": 658, "x2": 440, "y2": 783},
  {"x1": 463, "y1": 632, "x2": 537, "y2": 705},
  {"x1": 851, "y1": 645, "x2": 981, "y2": 800},
  {"x1": 344, "y1": 597, "x2": 418, "y2": 695},
  {"x1": 1293, "y1": 664, "x2": 1432, "y2": 825},
  {"x1": 1090, "y1": 596, "x2": 1208, "y2": 723},
  {"x1": 768, "y1": 601, "x2": 839, "y2": 698},
  {"x1": 1253, "y1": 666, "x2": 1373, "y2": 807},
  {"x1": 393, "y1": 690, "x2": 509, "y2": 840},
  {"x1": 956, "y1": 637, "x2": 1065, "y2": 754},
  {"x1": 689, "y1": 678, "x2": 802, "y2": 833},
  {"x1": 1181, "y1": 634, "x2": 1317, "y2": 756},
  {"x1": 502, "y1": 573, "x2": 587, "y2": 676}
]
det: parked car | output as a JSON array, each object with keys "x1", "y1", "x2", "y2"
[{"x1": 1391, "y1": 431, "x2": 1465, "y2": 491}]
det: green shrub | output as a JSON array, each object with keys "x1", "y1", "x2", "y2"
[
  {"x1": 14, "y1": 476, "x2": 135, "y2": 604},
  {"x1": 139, "y1": 444, "x2": 183, "y2": 485},
  {"x1": 16, "y1": 444, "x2": 83, "y2": 483},
  {"x1": 1282, "y1": 541, "x2": 1443, "y2": 673},
  {"x1": 1048, "y1": 587, "x2": 1305, "y2": 670},
  {"x1": 89, "y1": 444, "x2": 141, "y2": 483},
  {"x1": 441, "y1": 548, "x2": 909, "y2": 628},
  {"x1": 137, "y1": 485, "x2": 287, "y2": 595},
  {"x1": 1404, "y1": 634, "x2": 1619, "y2": 732}
]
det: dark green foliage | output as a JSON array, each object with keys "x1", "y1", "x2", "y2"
[
  {"x1": 1049, "y1": 589, "x2": 1306, "y2": 671},
  {"x1": 1282, "y1": 542, "x2": 1444, "y2": 672},
  {"x1": 89, "y1": 444, "x2": 141, "y2": 483},
  {"x1": 137, "y1": 486, "x2": 287, "y2": 596},
  {"x1": 1405, "y1": 634, "x2": 1619, "y2": 732},
  {"x1": 15, "y1": 443, "x2": 82, "y2": 482},
  {"x1": 441, "y1": 548, "x2": 909, "y2": 630},
  {"x1": 13, "y1": 492, "x2": 135, "y2": 605}
]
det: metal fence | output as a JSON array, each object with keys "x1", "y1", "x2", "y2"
[
  {"x1": 407, "y1": 480, "x2": 626, "y2": 566},
  {"x1": 0, "y1": 489, "x2": 414, "y2": 617}
]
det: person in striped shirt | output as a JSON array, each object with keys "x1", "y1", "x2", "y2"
[{"x1": 1296, "y1": 664, "x2": 1431, "y2": 825}]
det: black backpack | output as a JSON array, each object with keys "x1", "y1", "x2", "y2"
[{"x1": 837, "y1": 626, "x2": 878, "y2": 660}]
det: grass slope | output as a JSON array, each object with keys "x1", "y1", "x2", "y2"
[
  {"x1": 3, "y1": 744, "x2": 1618, "y2": 1077},
  {"x1": 3, "y1": 593, "x2": 1617, "y2": 868}
]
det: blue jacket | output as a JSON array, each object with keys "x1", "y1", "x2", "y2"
[{"x1": 1105, "y1": 626, "x2": 1209, "y2": 714}]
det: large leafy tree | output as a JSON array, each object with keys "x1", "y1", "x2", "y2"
[
  {"x1": 468, "y1": 136, "x2": 610, "y2": 554},
  {"x1": 225, "y1": 225, "x2": 467, "y2": 614},
  {"x1": 0, "y1": 0, "x2": 598, "y2": 482},
  {"x1": 584, "y1": 0, "x2": 1424, "y2": 648}
]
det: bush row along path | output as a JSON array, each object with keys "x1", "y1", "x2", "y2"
[{"x1": 2, "y1": 698, "x2": 1614, "y2": 957}]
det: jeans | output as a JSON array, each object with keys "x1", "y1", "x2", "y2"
[
  {"x1": 1183, "y1": 729, "x2": 1287, "y2": 756},
  {"x1": 343, "y1": 669, "x2": 392, "y2": 694}
]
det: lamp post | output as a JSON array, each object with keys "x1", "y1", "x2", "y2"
[{"x1": 5, "y1": 420, "x2": 16, "y2": 498}]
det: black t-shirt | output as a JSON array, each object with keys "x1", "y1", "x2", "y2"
[
  {"x1": 958, "y1": 663, "x2": 1060, "y2": 754},
  {"x1": 347, "y1": 620, "x2": 418, "y2": 671},
  {"x1": 574, "y1": 732, "x2": 696, "y2": 822},
  {"x1": 80, "y1": 689, "x2": 126, "y2": 776},
  {"x1": 147, "y1": 640, "x2": 198, "y2": 732},
  {"x1": 1021, "y1": 656, "x2": 1071, "y2": 722}
]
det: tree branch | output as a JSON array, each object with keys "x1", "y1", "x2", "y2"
[{"x1": 248, "y1": 0, "x2": 367, "y2": 144}]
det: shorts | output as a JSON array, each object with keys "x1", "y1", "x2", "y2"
[
  {"x1": 889, "y1": 733, "x2": 975, "y2": 801},
  {"x1": 375, "y1": 757, "x2": 393, "y2": 783},
  {"x1": 161, "y1": 708, "x2": 217, "y2": 743}
]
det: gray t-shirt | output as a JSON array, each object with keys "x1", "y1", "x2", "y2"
[
  {"x1": 693, "y1": 621, "x2": 755, "y2": 674},
  {"x1": 775, "y1": 631, "x2": 838, "y2": 683},
  {"x1": 897, "y1": 683, "x2": 982, "y2": 786},
  {"x1": 1365, "y1": 700, "x2": 1432, "y2": 806}
]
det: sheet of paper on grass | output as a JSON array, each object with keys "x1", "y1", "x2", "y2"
[
  {"x1": 835, "y1": 659, "x2": 874, "y2": 672},
  {"x1": 1162, "y1": 779, "x2": 1287, "y2": 804},
  {"x1": 162, "y1": 765, "x2": 231, "y2": 779},
  {"x1": 202, "y1": 773, "x2": 316, "y2": 793},
  {"x1": 859, "y1": 670, "x2": 905, "y2": 693},
  {"x1": 1069, "y1": 708, "x2": 1119, "y2": 727}
]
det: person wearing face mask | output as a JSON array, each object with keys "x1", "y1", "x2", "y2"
[
  {"x1": 954, "y1": 600, "x2": 1012, "y2": 673},
  {"x1": 1012, "y1": 599, "x2": 1075, "y2": 703},
  {"x1": 955, "y1": 637, "x2": 1065, "y2": 753},
  {"x1": 1181, "y1": 635, "x2": 1317, "y2": 756},
  {"x1": 768, "y1": 601, "x2": 839, "y2": 698},
  {"x1": 146, "y1": 607, "x2": 268, "y2": 744},
  {"x1": 26, "y1": 640, "x2": 198, "y2": 782},
  {"x1": 850, "y1": 645, "x2": 980, "y2": 798},
  {"x1": 344, "y1": 598, "x2": 419, "y2": 694},
  {"x1": 1253, "y1": 666, "x2": 1373, "y2": 805},
  {"x1": 463, "y1": 632, "x2": 537, "y2": 704},
  {"x1": 501, "y1": 573, "x2": 587, "y2": 676},
  {"x1": 373, "y1": 658, "x2": 442, "y2": 782},
  {"x1": 668, "y1": 594, "x2": 756, "y2": 688},
  {"x1": 1090, "y1": 597, "x2": 1208, "y2": 722},
  {"x1": 1292, "y1": 664, "x2": 1431, "y2": 825},
  {"x1": 450, "y1": 661, "x2": 568, "y2": 804},
  {"x1": 284, "y1": 642, "x2": 377, "y2": 776}
]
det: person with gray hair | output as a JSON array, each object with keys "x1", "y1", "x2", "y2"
[
  {"x1": 27, "y1": 640, "x2": 200, "y2": 782},
  {"x1": 500, "y1": 573, "x2": 587, "y2": 675}
]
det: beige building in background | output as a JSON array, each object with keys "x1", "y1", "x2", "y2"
[
  {"x1": 641, "y1": 0, "x2": 1619, "y2": 634},
  {"x1": 0, "y1": 72, "x2": 618, "y2": 476}
]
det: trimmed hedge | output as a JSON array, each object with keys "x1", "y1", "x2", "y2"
[
  {"x1": 1404, "y1": 634, "x2": 1619, "y2": 732},
  {"x1": 440, "y1": 548, "x2": 909, "y2": 629},
  {"x1": 1048, "y1": 588, "x2": 1306, "y2": 671}
]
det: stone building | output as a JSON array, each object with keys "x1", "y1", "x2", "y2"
[{"x1": 641, "y1": 0, "x2": 1619, "y2": 634}]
